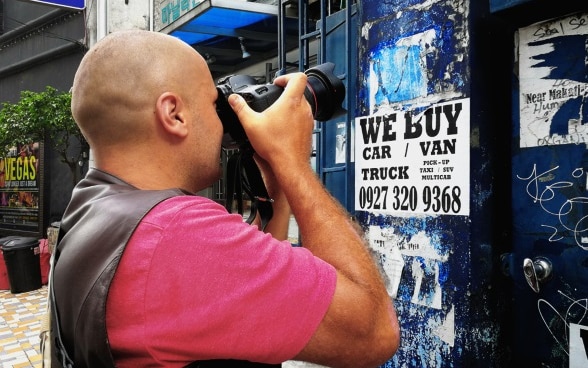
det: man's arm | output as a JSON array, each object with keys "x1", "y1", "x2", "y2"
[
  {"x1": 273, "y1": 155, "x2": 398, "y2": 368},
  {"x1": 229, "y1": 73, "x2": 400, "y2": 368},
  {"x1": 252, "y1": 155, "x2": 291, "y2": 241}
]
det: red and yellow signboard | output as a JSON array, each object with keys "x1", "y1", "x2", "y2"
[{"x1": 0, "y1": 143, "x2": 40, "y2": 232}]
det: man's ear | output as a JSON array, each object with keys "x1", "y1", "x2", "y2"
[{"x1": 155, "y1": 92, "x2": 189, "y2": 138}]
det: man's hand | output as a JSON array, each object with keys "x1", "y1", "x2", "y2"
[{"x1": 228, "y1": 73, "x2": 314, "y2": 171}]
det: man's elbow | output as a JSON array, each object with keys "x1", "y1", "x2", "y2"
[
  {"x1": 297, "y1": 314, "x2": 400, "y2": 368},
  {"x1": 365, "y1": 316, "x2": 400, "y2": 367},
  {"x1": 342, "y1": 308, "x2": 400, "y2": 367},
  {"x1": 361, "y1": 300, "x2": 401, "y2": 367},
  {"x1": 384, "y1": 301, "x2": 401, "y2": 356}
]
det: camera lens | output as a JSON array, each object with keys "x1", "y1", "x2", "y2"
[{"x1": 304, "y1": 62, "x2": 345, "y2": 121}]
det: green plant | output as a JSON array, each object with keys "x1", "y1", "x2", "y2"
[{"x1": 0, "y1": 86, "x2": 88, "y2": 186}]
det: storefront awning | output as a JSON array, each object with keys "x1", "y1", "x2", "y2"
[{"x1": 155, "y1": 0, "x2": 300, "y2": 79}]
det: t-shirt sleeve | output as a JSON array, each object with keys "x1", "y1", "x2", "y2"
[{"x1": 107, "y1": 196, "x2": 337, "y2": 365}]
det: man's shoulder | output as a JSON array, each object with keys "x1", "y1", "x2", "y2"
[
  {"x1": 144, "y1": 194, "x2": 229, "y2": 223},
  {"x1": 154, "y1": 194, "x2": 223, "y2": 211}
]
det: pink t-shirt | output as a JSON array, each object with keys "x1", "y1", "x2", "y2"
[{"x1": 106, "y1": 196, "x2": 337, "y2": 367}]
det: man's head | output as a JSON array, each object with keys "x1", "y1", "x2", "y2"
[{"x1": 71, "y1": 30, "x2": 223, "y2": 192}]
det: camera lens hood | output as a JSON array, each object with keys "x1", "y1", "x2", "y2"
[{"x1": 304, "y1": 62, "x2": 346, "y2": 121}]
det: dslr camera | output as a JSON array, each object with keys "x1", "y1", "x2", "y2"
[{"x1": 216, "y1": 62, "x2": 346, "y2": 148}]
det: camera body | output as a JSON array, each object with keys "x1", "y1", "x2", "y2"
[{"x1": 216, "y1": 62, "x2": 345, "y2": 148}]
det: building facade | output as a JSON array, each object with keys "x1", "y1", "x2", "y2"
[{"x1": 0, "y1": 0, "x2": 86, "y2": 237}]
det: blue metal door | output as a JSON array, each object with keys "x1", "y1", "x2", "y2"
[
  {"x1": 508, "y1": 10, "x2": 588, "y2": 367},
  {"x1": 316, "y1": 6, "x2": 357, "y2": 211}
]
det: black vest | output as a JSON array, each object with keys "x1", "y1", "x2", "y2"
[{"x1": 51, "y1": 169, "x2": 280, "y2": 368}]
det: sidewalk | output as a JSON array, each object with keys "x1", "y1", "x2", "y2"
[{"x1": 0, "y1": 286, "x2": 46, "y2": 368}]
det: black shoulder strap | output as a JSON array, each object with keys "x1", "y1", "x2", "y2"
[{"x1": 225, "y1": 144, "x2": 273, "y2": 230}]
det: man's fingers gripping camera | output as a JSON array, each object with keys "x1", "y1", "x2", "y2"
[{"x1": 216, "y1": 62, "x2": 346, "y2": 149}]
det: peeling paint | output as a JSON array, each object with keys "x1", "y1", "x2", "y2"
[
  {"x1": 408, "y1": 0, "x2": 446, "y2": 11},
  {"x1": 357, "y1": 211, "x2": 469, "y2": 366},
  {"x1": 434, "y1": 306, "x2": 455, "y2": 346},
  {"x1": 361, "y1": 22, "x2": 372, "y2": 41},
  {"x1": 354, "y1": 0, "x2": 508, "y2": 366},
  {"x1": 368, "y1": 29, "x2": 433, "y2": 110},
  {"x1": 367, "y1": 225, "x2": 405, "y2": 298},
  {"x1": 402, "y1": 230, "x2": 449, "y2": 261}
]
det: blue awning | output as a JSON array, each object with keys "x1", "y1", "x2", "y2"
[
  {"x1": 156, "y1": 0, "x2": 301, "y2": 78},
  {"x1": 159, "y1": 0, "x2": 279, "y2": 45}
]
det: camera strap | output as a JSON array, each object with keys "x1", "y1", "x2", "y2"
[{"x1": 225, "y1": 145, "x2": 273, "y2": 230}]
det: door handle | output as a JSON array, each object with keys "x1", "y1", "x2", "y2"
[{"x1": 523, "y1": 257, "x2": 553, "y2": 293}]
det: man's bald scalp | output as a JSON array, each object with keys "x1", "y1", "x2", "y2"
[{"x1": 71, "y1": 30, "x2": 204, "y2": 147}]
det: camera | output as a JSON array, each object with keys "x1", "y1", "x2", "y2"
[{"x1": 216, "y1": 62, "x2": 346, "y2": 148}]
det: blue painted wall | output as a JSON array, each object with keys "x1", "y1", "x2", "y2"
[
  {"x1": 507, "y1": 10, "x2": 588, "y2": 366},
  {"x1": 352, "y1": 1, "x2": 512, "y2": 366},
  {"x1": 489, "y1": 0, "x2": 533, "y2": 12},
  {"x1": 320, "y1": 0, "x2": 588, "y2": 365}
]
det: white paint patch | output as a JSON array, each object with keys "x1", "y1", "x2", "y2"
[
  {"x1": 367, "y1": 226, "x2": 448, "y2": 309},
  {"x1": 410, "y1": 257, "x2": 442, "y2": 309},
  {"x1": 401, "y1": 231, "x2": 448, "y2": 261},
  {"x1": 410, "y1": 258, "x2": 425, "y2": 304},
  {"x1": 367, "y1": 226, "x2": 405, "y2": 298},
  {"x1": 395, "y1": 29, "x2": 437, "y2": 48},
  {"x1": 570, "y1": 324, "x2": 588, "y2": 368},
  {"x1": 433, "y1": 306, "x2": 455, "y2": 346},
  {"x1": 361, "y1": 22, "x2": 372, "y2": 40},
  {"x1": 408, "y1": 0, "x2": 444, "y2": 11}
]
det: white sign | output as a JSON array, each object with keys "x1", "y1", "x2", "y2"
[
  {"x1": 518, "y1": 13, "x2": 588, "y2": 148},
  {"x1": 354, "y1": 98, "x2": 470, "y2": 216},
  {"x1": 570, "y1": 323, "x2": 588, "y2": 368}
]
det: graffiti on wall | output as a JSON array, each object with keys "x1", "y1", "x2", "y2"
[
  {"x1": 537, "y1": 292, "x2": 588, "y2": 367},
  {"x1": 512, "y1": 12, "x2": 588, "y2": 365},
  {"x1": 512, "y1": 149, "x2": 588, "y2": 364},
  {"x1": 516, "y1": 162, "x2": 588, "y2": 248},
  {"x1": 518, "y1": 12, "x2": 588, "y2": 148}
]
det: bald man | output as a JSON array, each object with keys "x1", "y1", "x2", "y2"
[{"x1": 51, "y1": 30, "x2": 399, "y2": 368}]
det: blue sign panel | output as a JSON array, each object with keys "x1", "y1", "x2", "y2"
[{"x1": 27, "y1": 0, "x2": 85, "y2": 10}]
